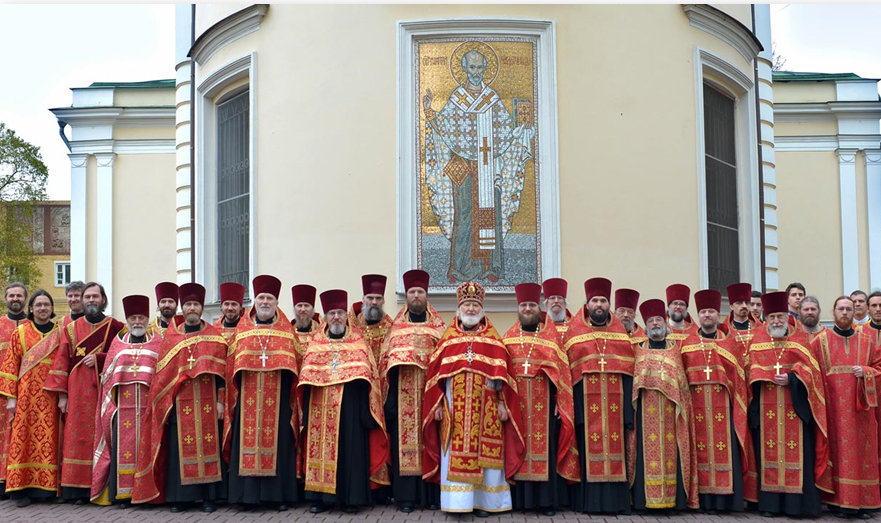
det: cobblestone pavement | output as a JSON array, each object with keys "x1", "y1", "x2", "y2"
[{"x1": 0, "y1": 502, "x2": 869, "y2": 523}]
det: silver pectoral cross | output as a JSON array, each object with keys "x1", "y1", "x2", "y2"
[
  {"x1": 259, "y1": 353, "x2": 269, "y2": 367},
  {"x1": 331, "y1": 358, "x2": 339, "y2": 374},
  {"x1": 466, "y1": 345, "x2": 474, "y2": 366}
]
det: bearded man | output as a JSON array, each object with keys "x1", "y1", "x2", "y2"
[
  {"x1": 504, "y1": 282, "x2": 577, "y2": 516},
  {"x1": 299, "y1": 289, "x2": 388, "y2": 514},
  {"x1": 666, "y1": 284, "x2": 697, "y2": 341},
  {"x1": 150, "y1": 282, "x2": 179, "y2": 338},
  {"x1": 350, "y1": 274, "x2": 394, "y2": 363},
  {"x1": 423, "y1": 281, "x2": 524, "y2": 516},
  {"x1": 563, "y1": 278, "x2": 634, "y2": 514},
  {"x1": 0, "y1": 282, "x2": 29, "y2": 495},
  {"x1": 814, "y1": 296, "x2": 881, "y2": 518},
  {"x1": 378, "y1": 270, "x2": 445, "y2": 512},
  {"x1": 615, "y1": 287, "x2": 645, "y2": 341},
  {"x1": 213, "y1": 282, "x2": 245, "y2": 343},
  {"x1": 92, "y1": 295, "x2": 161, "y2": 507},
  {"x1": 747, "y1": 291, "x2": 831, "y2": 517},
  {"x1": 799, "y1": 296, "x2": 824, "y2": 339},
  {"x1": 45, "y1": 281, "x2": 125, "y2": 504},
  {"x1": 725, "y1": 283, "x2": 762, "y2": 365},
  {"x1": 291, "y1": 284, "x2": 321, "y2": 363},
  {"x1": 542, "y1": 278, "x2": 571, "y2": 337}
]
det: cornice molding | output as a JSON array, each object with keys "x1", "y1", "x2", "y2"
[
  {"x1": 774, "y1": 135, "x2": 881, "y2": 153},
  {"x1": 683, "y1": 4, "x2": 763, "y2": 64},
  {"x1": 69, "y1": 139, "x2": 175, "y2": 156},
  {"x1": 190, "y1": 4, "x2": 268, "y2": 65},
  {"x1": 50, "y1": 106, "x2": 175, "y2": 128}
]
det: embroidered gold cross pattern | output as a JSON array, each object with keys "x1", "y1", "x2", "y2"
[
  {"x1": 124, "y1": 451, "x2": 132, "y2": 459},
  {"x1": 123, "y1": 390, "x2": 132, "y2": 398},
  {"x1": 205, "y1": 433, "x2": 214, "y2": 442},
  {"x1": 590, "y1": 403, "x2": 599, "y2": 413},
  {"x1": 766, "y1": 410, "x2": 775, "y2": 419},
  {"x1": 611, "y1": 432, "x2": 619, "y2": 441},
  {"x1": 610, "y1": 403, "x2": 619, "y2": 412},
  {"x1": 698, "y1": 442, "x2": 706, "y2": 450},
  {"x1": 183, "y1": 406, "x2": 192, "y2": 415},
  {"x1": 787, "y1": 411, "x2": 796, "y2": 420},
  {"x1": 203, "y1": 404, "x2": 212, "y2": 413},
  {"x1": 766, "y1": 439, "x2": 775, "y2": 448},
  {"x1": 123, "y1": 420, "x2": 132, "y2": 429},
  {"x1": 787, "y1": 440, "x2": 797, "y2": 449},
  {"x1": 716, "y1": 441, "x2": 726, "y2": 451},
  {"x1": 588, "y1": 375, "x2": 598, "y2": 384},
  {"x1": 479, "y1": 137, "x2": 491, "y2": 165},
  {"x1": 76, "y1": 347, "x2": 85, "y2": 356},
  {"x1": 696, "y1": 413, "x2": 704, "y2": 422},
  {"x1": 591, "y1": 433, "x2": 600, "y2": 442},
  {"x1": 715, "y1": 413, "x2": 725, "y2": 422},
  {"x1": 649, "y1": 433, "x2": 658, "y2": 442},
  {"x1": 184, "y1": 435, "x2": 194, "y2": 444}
]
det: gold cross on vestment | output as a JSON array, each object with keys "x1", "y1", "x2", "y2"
[
  {"x1": 475, "y1": 92, "x2": 494, "y2": 111},
  {"x1": 455, "y1": 91, "x2": 470, "y2": 106},
  {"x1": 479, "y1": 137, "x2": 491, "y2": 165},
  {"x1": 598, "y1": 357, "x2": 607, "y2": 373},
  {"x1": 131, "y1": 364, "x2": 140, "y2": 377},
  {"x1": 187, "y1": 354, "x2": 196, "y2": 368}
]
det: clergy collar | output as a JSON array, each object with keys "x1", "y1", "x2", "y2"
[
  {"x1": 86, "y1": 313, "x2": 106, "y2": 324},
  {"x1": 130, "y1": 334, "x2": 147, "y2": 344},
  {"x1": 833, "y1": 325, "x2": 855, "y2": 337},
  {"x1": 520, "y1": 322, "x2": 540, "y2": 333},
  {"x1": 34, "y1": 321, "x2": 54, "y2": 334},
  {"x1": 70, "y1": 311, "x2": 85, "y2": 321},
  {"x1": 256, "y1": 317, "x2": 273, "y2": 325},
  {"x1": 6, "y1": 311, "x2": 25, "y2": 322},
  {"x1": 732, "y1": 318, "x2": 750, "y2": 330},
  {"x1": 648, "y1": 338, "x2": 667, "y2": 349},
  {"x1": 160, "y1": 318, "x2": 169, "y2": 328},
  {"x1": 700, "y1": 330, "x2": 717, "y2": 339},
  {"x1": 408, "y1": 310, "x2": 427, "y2": 323},
  {"x1": 328, "y1": 329, "x2": 345, "y2": 340},
  {"x1": 870, "y1": 321, "x2": 881, "y2": 331},
  {"x1": 223, "y1": 318, "x2": 240, "y2": 329},
  {"x1": 184, "y1": 322, "x2": 202, "y2": 334},
  {"x1": 297, "y1": 324, "x2": 313, "y2": 333}
]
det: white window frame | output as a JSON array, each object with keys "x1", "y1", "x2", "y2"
[
  {"x1": 195, "y1": 52, "x2": 257, "y2": 306},
  {"x1": 55, "y1": 261, "x2": 71, "y2": 287},
  {"x1": 694, "y1": 48, "x2": 761, "y2": 293}
]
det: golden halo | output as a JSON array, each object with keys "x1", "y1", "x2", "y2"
[{"x1": 449, "y1": 41, "x2": 500, "y2": 88}]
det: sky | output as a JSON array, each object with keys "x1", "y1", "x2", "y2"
[{"x1": 0, "y1": 4, "x2": 879, "y2": 201}]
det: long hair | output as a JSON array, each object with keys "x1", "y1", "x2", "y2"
[
  {"x1": 83, "y1": 281, "x2": 108, "y2": 313},
  {"x1": 27, "y1": 289, "x2": 55, "y2": 322}
]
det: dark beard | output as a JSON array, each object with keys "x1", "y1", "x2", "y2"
[
  {"x1": 518, "y1": 313, "x2": 540, "y2": 327},
  {"x1": 588, "y1": 308, "x2": 608, "y2": 325},
  {"x1": 408, "y1": 302, "x2": 426, "y2": 315}
]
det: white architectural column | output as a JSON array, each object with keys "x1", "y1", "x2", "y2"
[
  {"x1": 175, "y1": 4, "x2": 193, "y2": 285},
  {"x1": 69, "y1": 153, "x2": 88, "y2": 282},
  {"x1": 866, "y1": 150, "x2": 881, "y2": 291},
  {"x1": 838, "y1": 149, "x2": 860, "y2": 294},
  {"x1": 95, "y1": 153, "x2": 116, "y2": 313}
]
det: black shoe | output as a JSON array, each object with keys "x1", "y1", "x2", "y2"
[
  {"x1": 237, "y1": 503, "x2": 254, "y2": 512},
  {"x1": 343, "y1": 505, "x2": 359, "y2": 513},
  {"x1": 310, "y1": 503, "x2": 327, "y2": 514},
  {"x1": 116, "y1": 501, "x2": 131, "y2": 509},
  {"x1": 760, "y1": 512, "x2": 776, "y2": 518},
  {"x1": 202, "y1": 502, "x2": 216, "y2": 513},
  {"x1": 857, "y1": 513, "x2": 871, "y2": 520},
  {"x1": 15, "y1": 497, "x2": 31, "y2": 508},
  {"x1": 428, "y1": 504, "x2": 441, "y2": 510},
  {"x1": 74, "y1": 499, "x2": 88, "y2": 505},
  {"x1": 276, "y1": 503, "x2": 288, "y2": 512},
  {"x1": 169, "y1": 504, "x2": 184, "y2": 513},
  {"x1": 400, "y1": 504, "x2": 415, "y2": 513},
  {"x1": 474, "y1": 509, "x2": 490, "y2": 517},
  {"x1": 540, "y1": 507, "x2": 555, "y2": 516}
]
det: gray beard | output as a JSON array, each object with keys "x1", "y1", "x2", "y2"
[
  {"x1": 129, "y1": 325, "x2": 147, "y2": 337},
  {"x1": 329, "y1": 323, "x2": 346, "y2": 336},
  {"x1": 85, "y1": 304, "x2": 100, "y2": 316},
  {"x1": 364, "y1": 304, "x2": 383, "y2": 322},
  {"x1": 296, "y1": 316, "x2": 312, "y2": 329},
  {"x1": 647, "y1": 325, "x2": 666, "y2": 341},
  {"x1": 620, "y1": 319, "x2": 634, "y2": 332},
  {"x1": 670, "y1": 311, "x2": 685, "y2": 323},
  {"x1": 459, "y1": 310, "x2": 485, "y2": 328},
  {"x1": 548, "y1": 309, "x2": 567, "y2": 323},
  {"x1": 256, "y1": 308, "x2": 275, "y2": 322},
  {"x1": 769, "y1": 325, "x2": 788, "y2": 338}
]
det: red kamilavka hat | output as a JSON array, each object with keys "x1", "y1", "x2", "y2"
[
  {"x1": 542, "y1": 278, "x2": 568, "y2": 299},
  {"x1": 694, "y1": 289, "x2": 722, "y2": 312},
  {"x1": 155, "y1": 281, "x2": 178, "y2": 303},
  {"x1": 291, "y1": 284, "x2": 317, "y2": 306},
  {"x1": 219, "y1": 282, "x2": 245, "y2": 304},
  {"x1": 320, "y1": 289, "x2": 348, "y2": 314},
  {"x1": 179, "y1": 283, "x2": 206, "y2": 306},
  {"x1": 639, "y1": 298, "x2": 667, "y2": 323},
  {"x1": 122, "y1": 295, "x2": 150, "y2": 318},
  {"x1": 362, "y1": 274, "x2": 387, "y2": 296},
  {"x1": 761, "y1": 291, "x2": 789, "y2": 315},
  {"x1": 252, "y1": 275, "x2": 281, "y2": 299},
  {"x1": 403, "y1": 269, "x2": 429, "y2": 292},
  {"x1": 726, "y1": 283, "x2": 752, "y2": 304},
  {"x1": 666, "y1": 283, "x2": 691, "y2": 306},
  {"x1": 515, "y1": 282, "x2": 542, "y2": 304},
  {"x1": 584, "y1": 277, "x2": 612, "y2": 301},
  {"x1": 615, "y1": 288, "x2": 640, "y2": 311}
]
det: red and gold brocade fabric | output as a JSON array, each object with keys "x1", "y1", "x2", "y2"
[
  {"x1": 349, "y1": 303, "x2": 394, "y2": 364},
  {"x1": 297, "y1": 325, "x2": 389, "y2": 493},
  {"x1": 223, "y1": 308, "x2": 299, "y2": 477},
  {"x1": 503, "y1": 321, "x2": 578, "y2": 482},
  {"x1": 132, "y1": 321, "x2": 227, "y2": 504},
  {"x1": 212, "y1": 317, "x2": 237, "y2": 345},
  {"x1": 725, "y1": 313, "x2": 762, "y2": 366},
  {"x1": 632, "y1": 340, "x2": 699, "y2": 509},
  {"x1": 860, "y1": 324, "x2": 881, "y2": 482},
  {"x1": 680, "y1": 332, "x2": 758, "y2": 501},
  {"x1": 44, "y1": 316, "x2": 125, "y2": 489},
  {"x1": 0, "y1": 323, "x2": 60, "y2": 493},
  {"x1": 668, "y1": 318, "x2": 698, "y2": 344},
  {"x1": 378, "y1": 304, "x2": 446, "y2": 476},
  {"x1": 293, "y1": 318, "x2": 323, "y2": 365},
  {"x1": 629, "y1": 324, "x2": 648, "y2": 344},
  {"x1": 563, "y1": 314, "x2": 634, "y2": 483},
  {"x1": 813, "y1": 329, "x2": 881, "y2": 509},
  {"x1": 748, "y1": 327, "x2": 832, "y2": 495},
  {"x1": 422, "y1": 318, "x2": 525, "y2": 484},
  {"x1": 541, "y1": 309, "x2": 573, "y2": 338},
  {"x1": 92, "y1": 332, "x2": 162, "y2": 500},
  {"x1": 0, "y1": 315, "x2": 29, "y2": 484}
]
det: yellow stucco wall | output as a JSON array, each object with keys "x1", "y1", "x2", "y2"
[
  {"x1": 712, "y1": 4, "x2": 754, "y2": 31},
  {"x1": 774, "y1": 82, "x2": 838, "y2": 104},
  {"x1": 775, "y1": 151, "x2": 842, "y2": 320},
  {"x1": 34, "y1": 255, "x2": 70, "y2": 316},
  {"x1": 186, "y1": 4, "x2": 759, "y2": 332},
  {"x1": 113, "y1": 126, "x2": 175, "y2": 141},
  {"x1": 774, "y1": 121, "x2": 838, "y2": 137},
  {"x1": 114, "y1": 89, "x2": 175, "y2": 108}
]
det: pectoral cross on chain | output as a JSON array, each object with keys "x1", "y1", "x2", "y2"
[
  {"x1": 187, "y1": 354, "x2": 196, "y2": 368},
  {"x1": 131, "y1": 364, "x2": 140, "y2": 377},
  {"x1": 331, "y1": 358, "x2": 339, "y2": 374},
  {"x1": 704, "y1": 366, "x2": 712, "y2": 380},
  {"x1": 774, "y1": 361, "x2": 783, "y2": 375},
  {"x1": 598, "y1": 357, "x2": 607, "y2": 373},
  {"x1": 466, "y1": 345, "x2": 474, "y2": 367},
  {"x1": 521, "y1": 360, "x2": 531, "y2": 375},
  {"x1": 259, "y1": 353, "x2": 269, "y2": 367}
]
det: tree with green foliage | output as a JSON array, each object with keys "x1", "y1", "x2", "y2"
[{"x1": 0, "y1": 122, "x2": 49, "y2": 292}]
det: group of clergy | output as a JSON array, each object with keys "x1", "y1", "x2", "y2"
[{"x1": 0, "y1": 272, "x2": 878, "y2": 520}]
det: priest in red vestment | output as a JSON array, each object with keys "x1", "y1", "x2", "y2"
[
  {"x1": 0, "y1": 290, "x2": 59, "y2": 507},
  {"x1": 814, "y1": 296, "x2": 881, "y2": 518},
  {"x1": 632, "y1": 299, "x2": 699, "y2": 512},
  {"x1": 563, "y1": 278, "x2": 635, "y2": 514},
  {"x1": 680, "y1": 289, "x2": 757, "y2": 512},
  {"x1": 45, "y1": 281, "x2": 125, "y2": 503},
  {"x1": 542, "y1": 278, "x2": 572, "y2": 337},
  {"x1": 861, "y1": 291, "x2": 881, "y2": 488},
  {"x1": 212, "y1": 282, "x2": 245, "y2": 343},
  {"x1": 132, "y1": 283, "x2": 227, "y2": 512},
  {"x1": 504, "y1": 282, "x2": 577, "y2": 516},
  {"x1": 747, "y1": 291, "x2": 832, "y2": 517},
  {"x1": 291, "y1": 284, "x2": 322, "y2": 364},
  {"x1": 378, "y1": 270, "x2": 445, "y2": 512},
  {"x1": 299, "y1": 289, "x2": 389, "y2": 514},
  {"x1": 666, "y1": 284, "x2": 697, "y2": 342},
  {"x1": 0, "y1": 282, "x2": 29, "y2": 495},
  {"x1": 349, "y1": 274, "x2": 394, "y2": 363},
  {"x1": 615, "y1": 288, "x2": 646, "y2": 342},
  {"x1": 724, "y1": 283, "x2": 762, "y2": 366},
  {"x1": 149, "y1": 282, "x2": 179, "y2": 338},
  {"x1": 91, "y1": 295, "x2": 161, "y2": 507},
  {"x1": 58, "y1": 281, "x2": 85, "y2": 330},
  {"x1": 423, "y1": 281, "x2": 525, "y2": 516},
  {"x1": 223, "y1": 275, "x2": 300, "y2": 511}
]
